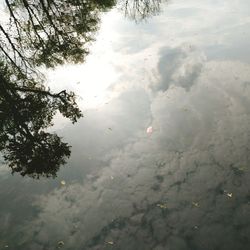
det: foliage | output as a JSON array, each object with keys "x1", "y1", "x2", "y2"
[
  {"x1": 1, "y1": 0, "x2": 116, "y2": 71},
  {"x1": 0, "y1": 0, "x2": 116, "y2": 178},
  {"x1": 0, "y1": 61, "x2": 81, "y2": 178}
]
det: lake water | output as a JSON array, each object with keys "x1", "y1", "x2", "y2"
[{"x1": 1, "y1": 0, "x2": 250, "y2": 249}]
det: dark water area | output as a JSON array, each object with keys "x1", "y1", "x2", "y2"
[{"x1": 1, "y1": 0, "x2": 250, "y2": 249}]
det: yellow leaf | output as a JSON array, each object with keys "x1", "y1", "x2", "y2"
[{"x1": 156, "y1": 203, "x2": 167, "y2": 209}]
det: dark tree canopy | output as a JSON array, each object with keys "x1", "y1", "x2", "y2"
[
  {"x1": 1, "y1": 0, "x2": 116, "y2": 72},
  {"x1": 0, "y1": 0, "x2": 116, "y2": 178},
  {"x1": 0, "y1": 60, "x2": 81, "y2": 178}
]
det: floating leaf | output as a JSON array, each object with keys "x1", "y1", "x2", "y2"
[
  {"x1": 57, "y1": 241, "x2": 64, "y2": 248},
  {"x1": 106, "y1": 241, "x2": 114, "y2": 245},
  {"x1": 192, "y1": 202, "x2": 199, "y2": 207},
  {"x1": 156, "y1": 203, "x2": 167, "y2": 209},
  {"x1": 60, "y1": 180, "x2": 66, "y2": 186},
  {"x1": 146, "y1": 126, "x2": 153, "y2": 134}
]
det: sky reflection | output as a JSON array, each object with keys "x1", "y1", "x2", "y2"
[{"x1": 1, "y1": 0, "x2": 250, "y2": 249}]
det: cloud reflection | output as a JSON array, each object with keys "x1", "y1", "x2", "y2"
[
  {"x1": 13, "y1": 54, "x2": 250, "y2": 249},
  {"x1": 2, "y1": 0, "x2": 250, "y2": 248}
]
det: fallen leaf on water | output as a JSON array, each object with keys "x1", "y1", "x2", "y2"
[
  {"x1": 192, "y1": 202, "x2": 199, "y2": 207},
  {"x1": 146, "y1": 126, "x2": 153, "y2": 134},
  {"x1": 156, "y1": 203, "x2": 167, "y2": 209},
  {"x1": 60, "y1": 180, "x2": 66, "y2": 186},
  {"x1": 57, "y1": 241, "x2": 64, "y2": 248},
  {"x1": 106, "y1": 241, "x2": 114, "y2": 245}
]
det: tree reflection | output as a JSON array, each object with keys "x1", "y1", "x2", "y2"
[
  {"x1": 1, "y1": 0, "x2": 116, "y2": 71},
  {"x1": 0, "y1": 61, "x2": 82, "y2": 178},
  {"x1": 121, "y1": 0, "x2": 162, "y2": 22},
  {"x1": 0, "y1": 0, "x2": 162, "y2": 178},
  {"x1": 0, "y1": 0, "x2": 116, "y2": 178}
]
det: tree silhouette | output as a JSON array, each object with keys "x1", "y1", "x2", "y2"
[
  {"x1": 121, "y1": 0, "x2": 162, "y2": 22},
  {"x1": 1, "y1": 0, "x2": 116, "y2": 73},
  {"x1": 0, "y1": 61, "x2": 82, "y2": 178},
  {"x1": 0, "y1": 0, "x2": 116, "y2": 178}
]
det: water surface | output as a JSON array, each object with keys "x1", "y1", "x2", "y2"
[{"x1": 1, "y1": 0, "x2": 250, "y2": 249}]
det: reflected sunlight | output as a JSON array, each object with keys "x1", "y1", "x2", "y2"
[
  {"x1": 47, "y1": 59, "x2": 119, "y2": 109},
  {"x1": 46, "y1": 10, "x2": 121, "y2": 109}
]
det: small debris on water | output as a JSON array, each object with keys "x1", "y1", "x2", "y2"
[
  {"x1": 192, "y1": 202, "x2": 199, "y2": 207},
  {"x1": 227, "y1": 193, "x2": 233, "y2": 198},
  {"x1": 238, "y1": 166, "x2": 245, "y2": 171},
  {"x1": 57, "y1": 241, "x2": 65, "y2": 248},
  {"x1": 146, "y1": 126, "x2": 153, "y2": 134},
  {"x1": 105, "y1": 241, "x2": 114, "y2": 245},
  {"x1": 156, "y1": 203, "x2": 167, "y2": 209},
  {"x1": 60, "y1": 180, "x2": 66, "y2": 186}
]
